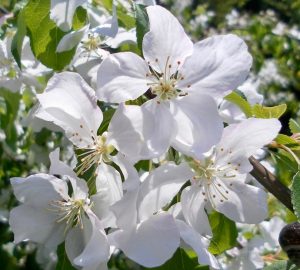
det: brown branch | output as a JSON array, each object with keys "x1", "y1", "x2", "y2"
[{"x1": 249, "y1": 156, "x2": 294, "y2": 213}]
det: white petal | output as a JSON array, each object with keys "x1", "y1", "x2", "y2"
[
  {"x1": 50, "y1": 0, "x2": 86, "y2": 31},
  {"x1": 216, "y1": 118, "x2": 281, "y2": 172},
  {"x1": 171, "y1": 94, "x2": 223, "y2": 158},
  {"x1": 176, "y1": 220, "x2": 220, "y2": 269},
  {"x1": 177, "y1": 34, "x2": 252, "y2": 98},
  {"x1": 49, "y1": 148, "x2": 89, "y2": 200},
  {"x1": 143, "y1": 6, "x2": 193, "y2": 74},
  {"x1": 9, "y1": 205, "x2": 64, "y2": 247},
  {"x1": 110, "y1": 190, "x2": 138, "y2": 229},
  {"x1": 181, "y1": 186, "x2": 212, "y2": 236},
  {"x1": 87, "y1": 164, "x2": 120, "y2": 226},
  {"x1": 111, "y1": 153, "x2": 140, "y2": 191},
  {"x1": 49, "y1": 148, "x2": 76, "y2": 177},
  {"x1": 56, "y1": 24, "x2": 89, "y2": 52},
  {"x1": 70, "y1": 211, "x2": 110, "y2": 269},
  {"x1": 111, "y1": 213, "x2": 180, "y2": 267},
  {"x1": 10, "y1": 173, "x2": 68, "y2": 207},
  {"x1": 107, "y1": 103, "x2": 165, "y2": 160},
  {"x1": 91, "y1": 3, "x2": 118, "y2": 38},
  {"x1": 37, "y1": 72, "x2": 102, "y2": 148},
  {"x1": 138, "y1": 162, "x2": 193, "y2": 221},
  {"x1": 96, "y1": 52, "x2": 151, "y2": 103},
  {"x1": 215, "y1": 180, "x2": 268, "y2": 224},
  {"x1": 142, "y1": 100, "x2": 176, "y2": 158},
  {"x1": 259, "y1": 217, "x2": 286, "y2": 249},
  {"x1": 106, "y1": 28, "x2": 136, "y2": 49}
]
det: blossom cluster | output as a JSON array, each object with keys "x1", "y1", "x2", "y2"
[{"x1": 2, "y1": 1, "x2": 285, "y2": 269}]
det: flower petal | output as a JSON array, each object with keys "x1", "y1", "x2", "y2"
[
  {"x1": 10, "y1": 173, "x2": 68, "y2": 207},
  {"x1": 216, "y1": 118, "x2": 281, "y2": 172},
  {"x1": 91, "y1": 163, "x2": 123, "y2": 225},
  {"x1": 69, "y1": 211, "x2": 110, "y2": 269},
  {"x1": 49, "y1": 148, "x2": 89, "y2": 200},
  {"x1": 111, "y1": 153, "x2": 140, "y2": 191},
  {"x1": 108, "y1": 102, "x2": 169, "y2": 160},
  {"x1": 50, "y1": 0, "x2": 86, "y2": 31},
  {"x1": 138, "y1": 162, "x2": 193, "y2": 221},
  {"x1": 37, "y1": 72, "x2": 102, "y2": 148},
  {"x1": 176, "y1": 220, "x2": 220, "y2": 269},
  {"x1": 215, "y1": 180, "x2": 268, "y2": 224},
  {"x1": 110, "y1": 190, "x2": 138, "y2": 229},
  {"x1": 181, "y1": 186, "x2": 212, "y2": 236},
  {"x1": 96, "y1": 52, "x2": 151, "y2": 103},
  {"x1": 111, "y1": 213, "x2": 180, "y2": 267},
  {"x1": 142, "y1": 100, "x2": 176, "y2": 157},
  {"x1": 171, "y1": 94, "x2": 223, "y2": 158},
  {"x1": 177, "y1": 34, "x2": 252, "y2": 98},
  {"x1": 56, "y1": 24, "x2": 89, "y2": 52},
  {"x1": 143, "y1": 6, "x2": 193, "y2": 74},
  {"x1": 9, "y1": 205, "x2": 64, "y2": 248}
]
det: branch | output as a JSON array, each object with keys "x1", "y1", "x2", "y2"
[{"x1": 249, "y1": 156, "x2": 294, "y2": 212}]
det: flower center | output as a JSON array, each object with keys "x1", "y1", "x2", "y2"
[
  {"x1": 189, "y1": 158, "x2": 238, "y2": 206},
  {"x1": 82, "y1": 33, "x2": 102, "y2": 52},
  {"x1": 76, "y1": 135, "x2": 115, "y2": 176},
  {"x1": 49, "y1": 198, "x2": 90, "y2": 232},
  {"x1": 146, "y1": 56, "x2": 188, "y2": 101},
  {"x1": 151, "y1": 78, "x2": 178, "y2": 101}
]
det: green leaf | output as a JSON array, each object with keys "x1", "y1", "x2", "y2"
[
  {"x1": 275, "y1": 134, "x2": 300, "y2": 150},
  {"x1": 224, "y1": 90, "x2": 253, "y2": 118},
  {"x1": 135, "y1": 4, "x2": 149, "y2": 52},
  {"x1": 263, "y1": 260, "x2": 298, "y2": 270},
  {"x1": 11, "y1": 10, "x2": 27, "y2": 69},
  {"x1": 291, "y1": 171, "x2": 300, "y2": 220},
  {"x1": 143, "y1": 248, "x2": 209, "y2": 270},
  {"x1": 98, "y1": 108, "x2": 116, "y2": 134},
  {"x1": 289, "y1": 119, "x2": 300, "y2": 134},
  {"x1": 24, "y1": 0, "x2": 77, "y2": 70},
  {"x1": 208, "y1": 211, "x2": 238, "y2": 254},
  {"x1": 252, "y1": 104, "x2": 287, "y2": 119},
  {"x1": 56, "y1": 243, "x2": 75, "y2": 270},
  {"x1": 72, "y1": 6, "x2": 88, "y2": 31}
]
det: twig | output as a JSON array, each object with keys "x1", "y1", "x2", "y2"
[{"x1": 249, "y1": 156, "x2": 294, "y2": 213}]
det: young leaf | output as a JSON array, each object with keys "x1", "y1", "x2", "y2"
[
  {"x1": 208, "y1": 211, "x2": 238, "y2": 255},
  {"x1": 291, "y1": 171, "x2": 300, "y2": 220},
  {"x1": 224, "y1": 91, "x2": 253, "y2": 118},
  {"x1": 24, "y1": 0, "x2": 77, "y2": 70},
  {"x1": 289, "y1": 119, "x2": 300, "y2": 134},
  {"x1": 11, "y1": 10, "x2": 27, "y2": 69},
  {"x1": 135, "y1": 4, "x2": 149, "y2": 52},
  {"x1": 56, "y1": 242, "x2": 75, "y2": 270},
  {"x1": 252, "y1": 104, "x2": 287, "y2": 119},
  {"x1": 275, "y1": 134, "x2": 300, "y2": 150},
  {"x1": 72, "y1": 6, "x2": 88, "y2": 31}
]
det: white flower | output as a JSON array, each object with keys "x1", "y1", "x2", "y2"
[
  {"x1": 181, "y1": 118, "x2": 281, "y2": 233},
  {"x1": 35, "y1": 72, "x2": 140, "y2": 190},
  {"x1": 0, "y1": 36, "x2": 49, "y2": 92},
  {"x1": 225, "y1": 236, "x2": 265, "y2": 270},
  {"x1": 97, "y1": 6, "x2": 251, "y2": 102},
  {"x1": 109, "y1": 162, "x2": 219, "y2": 268},
  {"x1": 9, "y1": 169, "x2": 110, "y2": 269},
  {"x1": 96, "y1": 5, "x2": 252, "y2": 158},
  {"x1": 138, "y1": 118, "x2": 281, "y2": 238},
  {"x1": 258, "y1": 216, "x2": 286, "y2": 251}
]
